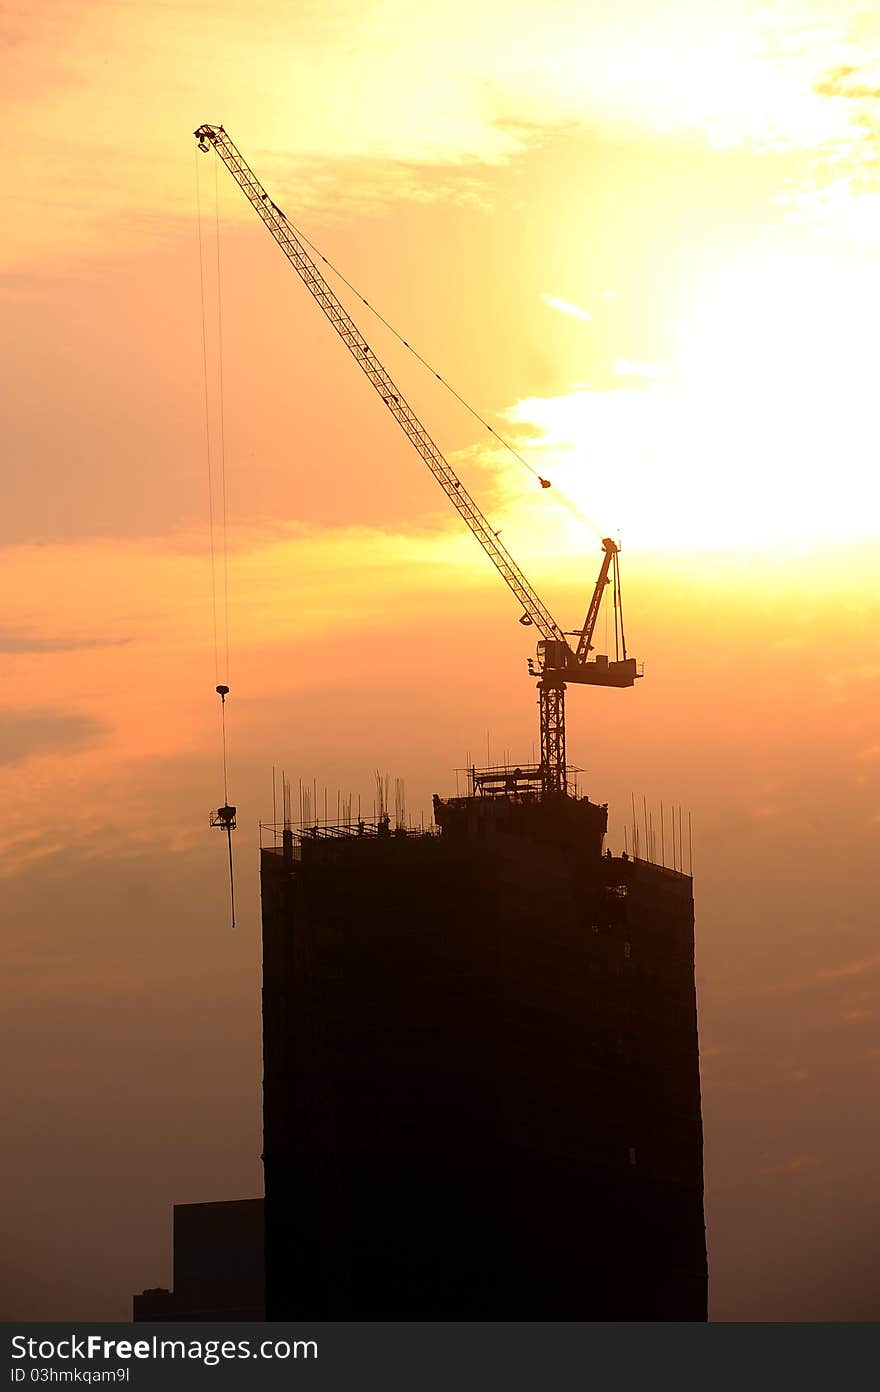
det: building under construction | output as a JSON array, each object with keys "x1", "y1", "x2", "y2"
[
  {"x1": 194, "y1": 125, "x2": 707, "y2": 1321},
  {"x1": 260, "y1": 766, "x2": 706, "y2": 1320}
]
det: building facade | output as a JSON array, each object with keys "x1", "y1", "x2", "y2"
[{"x1": 260, "y1": 781, "x2": 706, "y2": 1319}]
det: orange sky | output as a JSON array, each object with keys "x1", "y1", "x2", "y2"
[{"x1": 3, "y1": 0, "x2": 880, "y2": 1320}]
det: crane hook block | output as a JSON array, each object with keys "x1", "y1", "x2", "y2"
[
  {"x1": 539, "y1": 477, "x2": 551, "y2": 489},
  {"x1": 216, "y1": 684, "x2": 230, "y2": 701}
]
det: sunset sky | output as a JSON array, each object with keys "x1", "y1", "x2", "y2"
[{"x1": 3, "y1": 0, "x2": 880, "y2": 1320}]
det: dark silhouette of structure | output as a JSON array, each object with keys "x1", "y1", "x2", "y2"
[
  {"x1": 132, "y1": 1199, "x2": 264, "y2": 1321},
  {"x1": 183, "y1": 128, "x2": 702, "y2": 1322},
  {"x1": 261, "y1": 770, "x2": 706, "y2": 1319},
  {"x1": 195, "y1": 124, "x2": 640, "y2": 800}
]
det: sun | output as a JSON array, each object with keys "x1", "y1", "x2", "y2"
[{"x1": 506, "y1": 248, "x2": 880, "y2": 554}]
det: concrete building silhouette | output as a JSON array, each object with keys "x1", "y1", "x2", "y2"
[
  {"x1": 132, "y1": 1199, "x2": 264, "y2": 1321},
  {"x1": 261, "y1": 772, "x2": 707, "y2": 1319}
]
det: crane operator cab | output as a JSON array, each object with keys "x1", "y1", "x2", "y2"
[{"x1": 531, "y1": 640, "x2": 640, "y2": 687}]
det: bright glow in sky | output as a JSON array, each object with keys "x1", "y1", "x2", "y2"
[
  {"x1": 504, "y1": 248, "x2": 880, "y2": 550},
  {"x1": 3, "y1": 0, "x2": 880, "y2": 1326}
]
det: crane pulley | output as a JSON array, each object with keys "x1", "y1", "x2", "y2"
[{"x1": 195, "y1": 123, "x2": 640, "y2": 794}]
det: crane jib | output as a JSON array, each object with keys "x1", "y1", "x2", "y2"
[
  {"x1": 194, "y1": 123, "x2": 639, "y2": 799},
  {"x1": 194, "y1": 124, "x2": 568, "y2": 650}
]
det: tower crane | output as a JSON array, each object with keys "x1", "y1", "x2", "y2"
[{"x1": 195, "y1": 124, "x2": 640, "y2": 795}]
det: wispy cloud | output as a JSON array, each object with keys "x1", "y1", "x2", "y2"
[
  {"x1": 814, "y1": 65, "x2": 880, "y2": 102},
  {"x1": 814, "y1": 951, "x2": 880, "y2": 984},
  {"x1": 0, "y1": 708, "x2": 109, "y2": 766},
  {"x1": 759, "y1": 949, "x2": 880, "y2": 996},
  {"x1": 0, "y1": 627, "x2": 129, "y2": 654},
  {"x1": 541, "y1": 292, "x2": 592, "y2": 322}
]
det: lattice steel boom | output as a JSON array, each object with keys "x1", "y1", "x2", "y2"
[
  {"x1": 195, "y1": 124, "x2": 639, "y2": 795},
  {"x1": 195, "y1": 124, "x2": 565, "y2": 646}
]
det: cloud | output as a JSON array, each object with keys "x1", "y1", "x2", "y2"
[
  {"x1": 814, "y1": 66, "x2": 880, "y2": 101},
  {"x1": 759, "y1": 948, "x2": 880, "y2": 997},
  {"x1": 540, "y1": 293, "x2": 592, "y2": 322},
  {"x1": 267, "y1": 151, "x2": 502, "y2": 226},
  {"x1": 814, "y1": 951, "x2": 880, "y2": 983},
  {"x1": 0, "y1": 627, "x2": 129, "y2": 654},
  {"x1": 0, "y1": 709, "x2": 108, "y2": 766}
]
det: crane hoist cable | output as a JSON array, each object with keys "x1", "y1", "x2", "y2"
[
  {"x1": 195, "y1": 148, "x2": 220, "y2": 686},
  {"x1": 213, "y1": 151, "x2": 231, "y2": 687},
  {"x1": 196, "y1": 148, "x2": 232, "y2": 685},
  {"x1": 278, "y1": 211, "x2": 550, "y2": 489},
  {"x1": 210, "y1": 683, "x2": 237, "y2": 930},
  {"x1": 276, "y1": 207, "x2": 605, "y2": 542},
  {"x1": 197, "y1": 148, "x2": 236, "y2": 927}
]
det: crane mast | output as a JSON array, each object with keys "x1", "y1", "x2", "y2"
[{"x1": 195, "y1": 123, "x2": 639, "y2": 795}]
